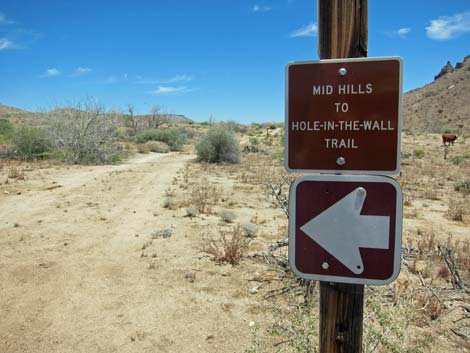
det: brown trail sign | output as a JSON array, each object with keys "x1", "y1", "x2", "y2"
[{"x1": 285, "y1": 57, "x2": 403, "y2": 174}]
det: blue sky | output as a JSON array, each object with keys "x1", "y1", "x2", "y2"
[{"x1": 1, "y1": 1, "x2": 470, "y2": 123}]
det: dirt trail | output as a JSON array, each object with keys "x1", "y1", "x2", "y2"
[{"x1": 0, "y1": 153, "x2": 268, "y2": 353}]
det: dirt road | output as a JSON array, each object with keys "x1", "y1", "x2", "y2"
[{"x1": 0, "y1": 153, "x2": 270, "y2": 353}]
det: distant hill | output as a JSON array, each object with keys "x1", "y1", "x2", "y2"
[
  {"x1": 0, "y1": 104, "x2": 28, "y2": 115},
  {"x1": 134, "y1": 114, "x2": 192, "y2": 124},
  {"x1": 0, "y1": 104, "x2": 192, "y2": 125},
  {"x1": 0, "y1": 104, "x2": 35, "y2": 124},
  {"x1": 404, "y1": 55, "x2": 470, "y2": 134}
]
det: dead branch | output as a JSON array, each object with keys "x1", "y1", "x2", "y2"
[
  {"x1": 267, "y1": 181, "x2": 288, "y2": 216},
  {"x1": 418, "y1": 272, "x2": 447, "y2": 308},
  {"x1": 438, "y1": 245, "x2": 464, "y2": 289},
  {"x1": 273, "y1": 339, "x2": 291, "y2": 347},
  {"x1": 251, "y1": 252, "x2": 289, "y2": 270},
  {"x1": 269, "y1": 238, "x2": 288, "y2": 251},
  {"x1": 450, "y1": 329, "x2": 469, "y2": 340}
]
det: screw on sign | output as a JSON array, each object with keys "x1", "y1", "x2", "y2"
[
  {"x1": 288, "y1": 175, "x2": 402, "y2": 285},
  {"x1": 285, "y1": 57, "x2": 403, "y2": 175}
]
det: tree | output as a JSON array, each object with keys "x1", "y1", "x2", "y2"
[
  {"x1": 124, "y1": 104, "x2": 139, "y2": 136},
  {"x1": 144, "y1": 104, "x2": 165, "y2": 130},
  {"x1": 44, "y1": 100, "x2": 120, "y2": 164}
]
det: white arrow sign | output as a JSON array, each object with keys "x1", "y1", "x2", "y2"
[{"x1": 300, "y1": 187, "x2": 390, "y2": 274}]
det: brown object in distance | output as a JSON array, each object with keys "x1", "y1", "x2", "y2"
[{"x1": 442, "y1": 134, "x2": 458, "y2": 146}]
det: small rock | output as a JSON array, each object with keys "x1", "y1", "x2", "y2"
[
  {"x1": 249, "y1": 286, "x2": 259, "y2": 295},
  {"x1": 249, "y1": 321, "x2": 255, "y2": 327}
]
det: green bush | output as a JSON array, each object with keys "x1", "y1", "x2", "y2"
[
  {"x1": 12, "y1": 126, "x2": 51, "y2": 160},
  {"x1": 413, "y1": 149, "x2": 425, "y2": 158},
  {"x1": 196, "y1": 126, "x2": 240, "y2": 163},
  {"x1": 135, "y1": 128, "x2": 187, "y2": 151},
  {"x1": 0, "y1": 118, "x2": 14, "y2": 143}
]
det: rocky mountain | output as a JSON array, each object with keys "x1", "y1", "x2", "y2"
[{"x1": 404, "y1": 55, "x2": 470, "y2": 134}]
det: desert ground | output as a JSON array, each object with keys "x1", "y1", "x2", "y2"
[{"x1": 0, "y1": 129, "x2": 469, "y2": 353}]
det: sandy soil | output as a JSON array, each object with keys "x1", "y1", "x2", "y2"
[
  {"x1": 1, "y1": 132, "x2": 469, "y2": 353},
  {"x1": 0, "y1": 152, "x2": 276, "y2": 353}
]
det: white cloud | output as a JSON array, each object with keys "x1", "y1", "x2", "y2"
[
  {"x1": 71, "y1": 67, "x2": 92, "y2": 76},
  {"x1": 0, "y1": 13, "x2": 14, "y2": 25},
  {"x1": 149, "y1": 86, "x2": 193, "y2": 95},
  {"x1": 253, "y1": 4, "x2": 272, "y2": 13},
  {"x1": 397, "y1": 27, "x2": 411, "y2": 37},
  {"x1": 41, "y1": 68, "x2": 61, "y2": 77},
  {"x1": 0, "y1": 38, "x2": 14, "y2": 50},
  {"x1": 426, "y1": 12, "x2": 470, "y2": 40},
  {"x1": 386, "y1": 27, "x2": 411, "y2": 38},
  {"x1": 166, "y1": 74, "x2": 193, "y2": 83},
  {"x1": 290, "y1": 22, "x2": 318, "y2": 38},
  {"x1": 135, "y1": 74, "x2": 193, "y2": 84}
]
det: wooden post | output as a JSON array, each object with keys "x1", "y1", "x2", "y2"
[{"x1": 318, "y1": 1, "x2": 368, "y2": 353}]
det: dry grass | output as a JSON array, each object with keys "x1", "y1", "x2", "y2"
[
  {"x1": 7, "y1": 166, "x2": 25, "y2": 180},
  {"x1": 445, "y1": 199, "x2": 469, "y2": 223},
  {"x1": 189, "y1": 179, "x2": 221, "y2": 214},
  {"x1": 201, "y1": 225, "x2": 250, "y2": 265}
]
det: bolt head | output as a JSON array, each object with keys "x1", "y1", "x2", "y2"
[
  {"x1": 336, "y1": 157, "x2": 346, "y2": 166},
  {"x1": 338, "y1": 67, "x2": 347, "y2": 76}
]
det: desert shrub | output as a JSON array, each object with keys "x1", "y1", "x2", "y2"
[
  {"x1": 219, "y1": 209, "x2": 236, "y2": 223},
  {"x1": 450, "y1": 153, "x2": 470, "y2": 165},
  {"x1": 202, "y1": 225, "x2": 250, "y2": 265},
  {"x1": 136, "y1": 143, "x2": 150, "y2": 154},
  {"x1": 12, "y1": 125, "x2": 51, "y2": 160},
  {"x1": 185, "y1": 207, "x2": 198, "y2": 217},
  {"x1": 196, "y1": 125, "x2": 240, "y2": 163},
  {"x1": 41, "y1": 151, "x2": 66, "y2": 161},
  {"x1": 0, "y1": 118, "x2": 14, "y2": 143},
  {"x1": 177, "y1": 127, "x2": 199, "y2": 140},
  {"x1": 413, "y1": 149, "x2": 425, "y2": 158},
  {"x1": 135, "y1": 128, "x2": 186, "y2": 151},
  {"x1": 146, "y1": 141, "x2": 169, "y2": 153},
  {"x1": 446, "y1": 200, "x2": 469, "y2": 222},
  {"x1": 189, "y1": 180, "x2": 221, "y2": 214},
  {"x1": 7, "y1": 166, "x2": 24, "y2": 179},
  {"x1": 162, "y1": 198, "x2": 176, "y2": 209},
  {"x1": 241, "y1": 222, "x2": 258, "y2": 238},
  {"x1": 44, "y1": 101, "x2": 121, "y2": 164},
  {"x1": 225, "y1": 121, "x2": 248, "y2": 134},
  {"x1": 454, "y1": 181, "x2": 470, "y2": 194}
]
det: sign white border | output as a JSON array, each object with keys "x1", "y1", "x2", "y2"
[
  {"x1": 284, "y1": 56, "x2": 404, "y2": 175},
  {"x1": 288, "y1": 174, "x2": 403, "y2": 285}
]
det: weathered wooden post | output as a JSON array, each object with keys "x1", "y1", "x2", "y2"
[
  {"x1": 318, "y1": 2, "x2": 367, "y2": 352},
  {"x1": 286, "y1": 1, "x2": 403, "y2": 353}
]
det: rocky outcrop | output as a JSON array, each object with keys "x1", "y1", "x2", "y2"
[{"x1": 434, "y1": 61, "x2": 454, "y2": 80}]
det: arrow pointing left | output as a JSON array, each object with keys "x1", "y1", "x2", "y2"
[{"x1": 300, "y1": 187, "x2": 390, "y2": 274}]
